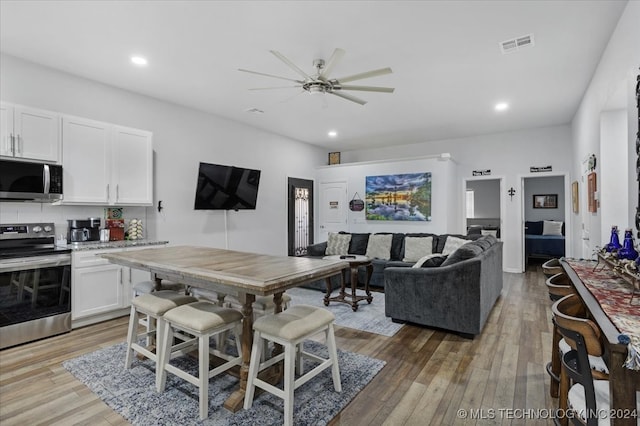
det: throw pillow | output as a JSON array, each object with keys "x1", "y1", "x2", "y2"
[
  {"x1": 412, "y1": 253, "x2": 448, "y2": 268},
  {"x1": 365, "y1": 234, "x2": 393, "y2": 260},
  {"x1": 325, "y1": 232, "x2": 351, "y2": 255},
  {"x1": 403, "y1": 236, "x2": 433, "y2": 262},
  {"x1": 542, "y1": 220, "x2": 563, "y2": 236},
  {"x1": 525, "y1": 221, "x2": 543, "y2": 235},
  {"x1": 441, "y1": 243, "x2": 484, "y2": 267},
  {"x1": 481, "y1": 229, "x2": 498, "y2": 238},
  {"x1": 348, "y1": 233, "x2": 370, "y2": 255},
  {"x1": 441, "y1": 236, "x2": 470, "y2": 255}
]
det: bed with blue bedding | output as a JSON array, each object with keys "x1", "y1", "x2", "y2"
[{"x1": 525, "y1": 220, "x2": 565, "y2": 263}]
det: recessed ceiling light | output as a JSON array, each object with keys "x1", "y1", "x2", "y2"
[
  {"x1": 130, "y1": 56, "x2": 148, "y2": 66},
  {"x1": 494, "y1": 102, "x2": 509, "y2": 112},
  {"x1": 328, "y1": 131, "x2": 338, "y2": 138}
]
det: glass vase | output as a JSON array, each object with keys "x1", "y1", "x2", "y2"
[
  {"x1": 604, "y1": 226, "x2": 622, "y2": 253},
  {"x1": 618, "y1": 228, "x2": 638, "y2": 260}
]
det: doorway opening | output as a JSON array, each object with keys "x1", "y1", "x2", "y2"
[
  {"x1": 521, "y1": 175, "x2": 568, "y2": 271},
  {"x1": 287, "y1": 178, "x2": 314, "y2": 256}
]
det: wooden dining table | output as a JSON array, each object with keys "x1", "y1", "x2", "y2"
[
  {"x1": 561, "y1": 258, "x2": 640, "y2": 426},
  {"x1": 102, "y1": 245, "x2": 348, "y2": 412}
]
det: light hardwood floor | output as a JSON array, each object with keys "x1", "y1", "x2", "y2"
[{"x1": 0, "y1": 265, "x2": 555, "y2": 425}]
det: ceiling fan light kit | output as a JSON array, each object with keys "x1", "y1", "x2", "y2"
[{"x1": 239, "y1": 48, "x2": 395, "y2": 105}]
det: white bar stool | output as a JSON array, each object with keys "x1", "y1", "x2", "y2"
[
  {"x1": 156, "y1": 301, "x2": 244, "y2": 420},
  {"x1": 225, "y1": 293, "x2": 292, "y2": 360},
  {"x1": 124, "y1": 290, "x2": 197, "y2": 370},
  {"x1": 243, "y1": 304, "x2": 341, "y2": 426}
]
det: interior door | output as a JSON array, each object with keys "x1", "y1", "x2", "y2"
[
  {"x1": 287, "y1": 177, "x2": 314, "y2": 256},
  {"x1": 318, "y1": 181, "x2": 348, "y2": 242}
]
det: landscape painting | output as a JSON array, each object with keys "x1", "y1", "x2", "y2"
[{"x1": 365, "y1": 173, "x2": 432, "y2": 221}]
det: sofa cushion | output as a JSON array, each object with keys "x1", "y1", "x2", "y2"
[
  {"x1": 374, "y1": 232, "x2": 406, "y2": 260},
  {"x1": 325, "y1": 232, "x2": 351, "y2": 255},
  {"x1": 441, "y1": 236, "x2": 471, "y2": 255},
  {"x1": 412, "y1": 253, "x2": 448, "y2": 268},
  {"x1": 348, "y1": 233, "x2": 370, "y2": 255},
  {"x1": 472, "y1": 236, "x2": 492, "y2": 251},
  {"x1": 365, "y1": 234, "x2": 393, "y2": 260},
  {"x1": 440, "y1": 243, "x2": 484, "y2": 267},
  {"x1": 436, "y1": 234, "x2": 470, "y2": 253},
  {"x1": 403, "y1": 236, "x2": 433, "y2": 262}
]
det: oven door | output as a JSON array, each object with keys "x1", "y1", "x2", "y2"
[{"x1": 0, "y1": 253, "x2": 71, "y2": 348}]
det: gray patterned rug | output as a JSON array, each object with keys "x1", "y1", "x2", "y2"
[
  {"x1": 63, "y1": 340, "x2": 385, "y2": 426},
  {"x1": 287, "y1": 287, "x2": 404, "y2": 336}
]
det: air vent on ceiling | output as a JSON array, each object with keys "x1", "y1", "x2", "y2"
[
  {"x1": 500, "y1": 33, "x2": 534, "y2": 54},
  {"x1": 245, "y1": 107, "x2": 265, "y2": 114}
]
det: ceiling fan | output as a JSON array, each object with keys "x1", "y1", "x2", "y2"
[{"x1": 238, "y1": 48, "x2": 394, "y2": 105}]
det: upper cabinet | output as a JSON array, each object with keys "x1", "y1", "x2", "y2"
[
  {"x1": 62, "y1": 116, "x2": 153, "y2": 206},
  {"x1": 0, "y1": 102, "x2": 61, "y2": 163}
]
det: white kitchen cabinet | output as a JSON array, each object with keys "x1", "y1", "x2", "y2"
[
  {"x1": 0, "y1": 101, "x2": 61, "y2": 163},
  {"x1": 62, "y1": 115, "x2": 111, "y2": 204},
  {"x1": 61, "y1": 116, "x2": 153, "y2": 206},
  {"x1": 71, "y1": 245, "x2": 160, "y2": 326},
  {"x1": 111, "y1": 126, "x2": 153, "y2": 205}
]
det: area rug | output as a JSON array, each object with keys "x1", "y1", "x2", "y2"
[
  {"x1": 286, "y1": 287, "x2": 404, "y2": 337},
  {"x1": 63, "y1": 340, "x2": 385, "y2": 426}
]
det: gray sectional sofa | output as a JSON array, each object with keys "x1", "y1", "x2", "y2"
[
  {"x1": 303, "y1": 231, "x2": 503, "y2": 338},
  {"x1": 384, "y1": 236, "x2": 503, "y2": 338}
]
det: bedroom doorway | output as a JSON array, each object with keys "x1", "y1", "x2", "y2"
[{"x1": 521, "y1": 174, "x2": 569, "y2": 271}]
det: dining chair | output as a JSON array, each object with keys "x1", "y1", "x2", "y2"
[{"x1": 552, "y1": 294, "x2": 610, "y2": 426}]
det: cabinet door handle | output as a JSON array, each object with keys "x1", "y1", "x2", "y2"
[
  {"x1": 17, "y1": 135, "x2": 22, "y2": 155},
  {"x1": 106, "y1": 184, "x2": 110, "y2": 202},
  {"x1": 116, "y1": 184, "x2": 119, "y2": 202},
  {"x1": 120, "y1": 268, "x2": 123, "y2": 284},
  {"x1": 9, "y1": 133, "x2": 15, "y2": 155}
]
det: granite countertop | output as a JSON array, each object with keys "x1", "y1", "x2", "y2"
[{"x1": 64, "y1": 240, "x2": 169, "y2": 251}]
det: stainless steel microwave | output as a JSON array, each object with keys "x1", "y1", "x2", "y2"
[{"x1": 0, "y1": 159, "x2": 63, "y2": 202}]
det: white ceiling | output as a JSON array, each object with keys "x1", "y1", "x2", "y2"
[{"x1": 0, "y1": 1, "x2": 627, "y2": 151}]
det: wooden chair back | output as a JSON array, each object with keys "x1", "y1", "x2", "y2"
[
  {"x1": 552, "y1": 294, "x2": 604, "y2": 358},
  {"x1": 546, "y1": 273, "x2": 576, "y2": 301}
]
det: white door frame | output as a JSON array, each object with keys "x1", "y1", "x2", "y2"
[{"x1": 519, "y1": 172, "x2": 572, "y2": 272}]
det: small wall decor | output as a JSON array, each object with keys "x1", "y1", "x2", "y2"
[
  {"x1": 533, "y1": 194, "x2": 558, "y2": 209},
  {"x1": 349, "y1": 192, "x2": 365, "y2": 211},
  {"x1": 508, "y1": 187, "x2": 516, "y2": 201},
  {"x1": 587, "y1": 172, "x2": 597, "y2": 213},
  {"x1": 328, "y1": 152, "x2": 341, "y2": 165},
  {"x1": 572, "y1": 181, "x2": 579, "y2": 213},
  {"x1": 365, "y1": 173, "x2": 431, "y2": 221}
]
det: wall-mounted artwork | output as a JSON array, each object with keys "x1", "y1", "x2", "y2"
[
  {"x1": 365, "y1": 173, "x2": 431, "y2": 221},
  {"x1": 533, "y1": 194, "x2": 558, "y2": 209}
]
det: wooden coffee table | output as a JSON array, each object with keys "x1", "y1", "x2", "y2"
[{"x1": 322, "y1": 255, "x2": 373, "y2": 311}]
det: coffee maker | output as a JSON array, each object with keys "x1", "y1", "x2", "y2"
[{"x1": 67, "y1": 218, "x2": 101, "y2": 242}]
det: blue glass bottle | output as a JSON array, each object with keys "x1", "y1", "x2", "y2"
[
  {"x1": 604, "y1": 226, "x2": 622, "y2": 252},
  {"x1": 618, "y1": 228, "x2": 638, "y2": 260}
]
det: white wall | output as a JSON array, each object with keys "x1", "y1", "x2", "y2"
[
  {"x1": 316, "y1": 155, "x2": 458, "y2": 235},
  {"x1": 570, "y1": 1, "x2": 640, "y2": 257},
  {"x1": 524, "y1": 176, "x2": 565, "y2": 222},
  {"x1": 467, "y1": 179, "x2": 500, "y2": 218},
  {"x1": 0, "y1": 54, "x2": 327, "y2": 255},
  {"x1": 340, "y1": 125, "x2": 572, "y2": 272}
]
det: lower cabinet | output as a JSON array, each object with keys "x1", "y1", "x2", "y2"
[{"x1": 71, "y1": 245, "x2": 161, "y2": 327}]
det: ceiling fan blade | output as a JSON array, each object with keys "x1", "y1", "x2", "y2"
[
  {"x1": 335, "y1": 67, "x2": 393, "y2": 83},
  {"x1": 329, "y1": 91, "x2": 367, "y2": 106},
  {"x1": 238, "y1": 68, "x2": 303, "y2": 83},
  {"x1": 249, "y1": 86, "x2": 302, "y2": 91},
  {"x1": 270, "y1": 50, "x2": 314, "y2": 81},
  {"x1": 338, "y1": 85, "x2": 395, "y2": 93},
  {"x1": 319, "y1": 48, "x2": 345, "y2": 79}
]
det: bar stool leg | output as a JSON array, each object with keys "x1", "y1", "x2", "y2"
[
  {"x1": 125, "y1": 305, "x2": 139, "y2": 369},
  {"x1": 199, "y1": 334, "x2": 209, "y2": 420},
  {"x1": 244, "y1": 330, "x2": 263, "y2": 408},
  {"x1": 283, "y1": 341, "x2": 295, "y2": 426},
  {"x1": 326, "y1": 324, "x2": 341, "y2": 392}
]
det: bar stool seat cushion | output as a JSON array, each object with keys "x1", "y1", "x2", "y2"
[
  {"x1": 253, "y1": 304, "x2": 335, "y2": 341},
  {"x1": 164, "y1": 301, "x2": 243, "y2": 332},
  {"x1": 133, "y1": 280, "x2": 186, "y2": 295},
  {"x1": 132, "y1": 290, "x2": 197, "y2": 315}
]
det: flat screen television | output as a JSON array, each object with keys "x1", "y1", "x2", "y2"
[{"x1": 194, "y1": 162, "x2": 261, "y2": 210}]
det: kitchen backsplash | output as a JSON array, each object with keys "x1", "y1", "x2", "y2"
[{"x1": 0, "y1": 202, "x2": 149, "y2": 241}]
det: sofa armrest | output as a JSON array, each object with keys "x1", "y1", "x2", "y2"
[{"x1": 306, "y1": 241, "x2": 327, "y2": 257}]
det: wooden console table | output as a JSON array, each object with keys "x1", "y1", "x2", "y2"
[{"x1": 561, "y1": 258, "x2": 640, "y2": 426}]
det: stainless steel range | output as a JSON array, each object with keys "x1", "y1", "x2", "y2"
[{"x1": 0, "y1": 222, "x2": 72, "y2": 349}]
